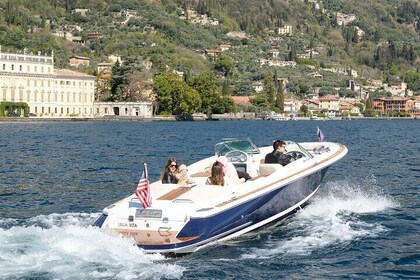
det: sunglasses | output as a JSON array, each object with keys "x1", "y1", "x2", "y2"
[{"x1": 170, "y1": 164, "x2": 177, "y2": 167}]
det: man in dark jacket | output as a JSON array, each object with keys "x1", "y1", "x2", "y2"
[{"x1": 264, "y1": 140, "x2": 291, "y2": 166}]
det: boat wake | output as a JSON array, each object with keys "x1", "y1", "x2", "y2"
[
  {"x1": 0, "y1": 213, "x2": 185, "y2": 279},
  {"x1": 241, "y1": 176, "x2": 398, "y2": 259}
]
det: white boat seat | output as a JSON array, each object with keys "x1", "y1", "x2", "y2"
[{"x1": 259, "y1": 163, "x2": 283, "y2": 176}]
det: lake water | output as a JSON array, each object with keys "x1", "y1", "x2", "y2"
[{"x1": 0, "y1": 120, "x2": 419, "y2": 279}]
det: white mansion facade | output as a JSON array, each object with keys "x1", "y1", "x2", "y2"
[{"x1": 0, "y1": 49, "x2": 95, "y2": 117}]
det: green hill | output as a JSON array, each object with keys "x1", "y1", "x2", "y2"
[{"x1": 0, "y1": 0, "x2": 419, "y2": 100}]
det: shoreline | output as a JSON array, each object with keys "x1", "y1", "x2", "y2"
[{"x1": 0, "y1": 116, "x2": 417, "y2": 123}]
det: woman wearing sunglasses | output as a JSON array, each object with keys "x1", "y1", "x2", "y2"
[{"x1": 161, "y1": 158, "x2": 179, "y2": 184}]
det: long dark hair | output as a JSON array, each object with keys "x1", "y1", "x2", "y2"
[
  {"x1": 209, "y1": 161, "x2": 224, "y2": 186},
  {"x1": 160, "y1": 158, "x2": 177, "y2": 180}
]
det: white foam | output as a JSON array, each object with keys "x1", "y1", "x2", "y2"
[
  {"x1": 242, "y1": 178, "x2": 398, "y2": 259},
  {"x1": 0, "y1": 213, "x2": 185, "y2": 279}
]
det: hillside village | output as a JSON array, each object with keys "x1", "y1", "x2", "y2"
[{"x1": 0, "y1": 0, "x2": 419, "y2": 119}]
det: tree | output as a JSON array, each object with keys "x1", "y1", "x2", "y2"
[
  {"x1": 300, "y1": 104, "x2": 309, "y2": 117},
  {"x1": 365, "y1": 95, "x2": 373, "y2": 109},
  {"x1": 275, "y1": 83, "x2": 284, "y2": 112},
  {"x1": 262, "y1": 71, "x2": 275, "y2": 105},
  {"x1": 222, "y1": 78, "x2": 230, "y2": 95},
  {"x1": 121, "y1": 70, "x2": 153, "y2": 101},
  {"x1": 250, "y1": 93, "x2": 270, "y2": 110},
  {"x1": 214, "y1": 54, "x2": 235, "y2": 77},
  {"x1": 153, "y1": 72, "x2": 201, "y2": 116},
  {"x1": 110, "y1": 61, "x2": 123, "y2": 101},
  {"x1": 189, "y1": 71, "x2": 221, "y2": 115}
]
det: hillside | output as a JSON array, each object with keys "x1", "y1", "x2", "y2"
[{"x1": 0, "y1": 0, "x2": 419, "y2": 103}]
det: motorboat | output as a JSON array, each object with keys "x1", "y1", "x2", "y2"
[{"x1": 93, "y1": 138, "x2": 347, "y2": 254}]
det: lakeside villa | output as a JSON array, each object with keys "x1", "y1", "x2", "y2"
[
  {"x1": 0, "y1": 49, "x2": 152, "y2": 118},
  {"x1": 1, "y1": 49, "x2": 419, "y2": 119}
]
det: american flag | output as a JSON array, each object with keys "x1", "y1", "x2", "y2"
[
  {"x1": 317, "y1": 126, "x2": 325, "y2": 142},
  {"x1": 135, "y1": 163, "x2": 151, "y2": 208}
]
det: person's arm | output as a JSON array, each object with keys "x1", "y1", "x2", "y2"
[{"x1": 279, "y1": 154, "x2": 291, "y2": 166}]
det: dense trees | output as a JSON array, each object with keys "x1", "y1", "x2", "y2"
[
  {"x1": 153, "y1": 71, "x2": 235, "y2": 116},
  {"x1": 153, "y1": 72, "x2": 201, "y2": 115},
  {"x1": 0, "y1": 0, "x2": 419, "y2": 118}
]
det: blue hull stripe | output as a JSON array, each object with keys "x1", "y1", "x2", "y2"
[{"x1": 140, "y1": 168, "x2": 328, "y2": 252}]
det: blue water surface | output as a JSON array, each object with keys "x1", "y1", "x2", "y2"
[{"x1": 0, "y1": 120, "x2": 419, "y2": 279}]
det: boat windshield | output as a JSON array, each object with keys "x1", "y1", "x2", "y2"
[
  {"x1": 214, "y1": 138, "x2": 260, "y2": 156},
  {"x1": 285, "y1": 141, "x2": 314, "y2": 159}
]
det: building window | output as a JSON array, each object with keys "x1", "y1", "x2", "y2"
[
  {"x1": 55, "y1": 107, "x2": 57, "y2": 114},
  {"x1": 2, "y1": 64, "x2": 5, "y2": 70},
  {"x1": 42, "y1": 107, "x2": 44, "y2": 113},
  {"x1": 61, "y1": 108, "x2": 63, "y2": 114},
  {"x1": 19, "y1": 65, "x2": 22, "y2": 71},
  {"x1": 11, "y1": 64, "x2": 14, "y2": 71},
  {"x1": 35, "y1": 107, "x2": 38, "y2": 113},
  {"x1": 2, "y1": 88, "x2": 6, "y2": 100}
]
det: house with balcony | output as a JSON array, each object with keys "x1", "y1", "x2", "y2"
[
  {"x1": 373, "y1": 97, "x2": 411, "y2": 114},
  {"x1": 69, "y1": 56, "x2": 90, "y2": 67},
  {"x1": 219, "y1": 44, "x2": 231, "y2": 51},
  {"x1": 97, "y1": 62, "x2": 113, "y2": 73},
  {"x1": 205, "y1": 49, "x2": 223, "y2": 59},
  {"x1": 87, "y1": 32, "x2": 103, "y2": 41},
  {"x1": 319, "y1": 95, "x2": 340, "y2": 117},
  {"x1": 278, "y1": 25, "x2": 293, "y2": 36}
]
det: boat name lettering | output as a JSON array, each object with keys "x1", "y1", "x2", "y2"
[
  {"x1": 129, "y1": 223, "x2": 137, "y2": 227},
  {"x1": 118, "y1": 223, "x2": 128, "y2": 227},
  {"x1": 135, "y1": 209, "x2": 162, "y2": 219}
]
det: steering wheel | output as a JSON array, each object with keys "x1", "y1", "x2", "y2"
[
  {"x1": 284, "y1": 151, "x2": 306, "y2": 161},
  {"x1": 224, "y1": 150, "x2": 248, "y2": 163}
]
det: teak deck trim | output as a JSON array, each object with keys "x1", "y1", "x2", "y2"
[{"x1": 157, "y1": 187, "x2": 193, "y2": 200}]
